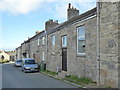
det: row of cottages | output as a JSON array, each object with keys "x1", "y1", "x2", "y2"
[
  {"x1": 0, "y1": 51, "x2": 15, "y2": 61},
  {"x1": 15, "y1": 2, "x2": 119, "y2": 88}
]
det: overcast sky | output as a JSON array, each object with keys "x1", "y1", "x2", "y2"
[{"x1": 0, "y1": 0, "x2": 96, "y2": 51}]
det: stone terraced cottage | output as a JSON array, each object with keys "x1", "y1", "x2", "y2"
[{"x1": 15, "y1": 2, "x2": 119, "y2": 88}]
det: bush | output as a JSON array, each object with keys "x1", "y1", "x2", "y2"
[{"x1": 0, "y1": 59, "x2": 9, "y2": 63}]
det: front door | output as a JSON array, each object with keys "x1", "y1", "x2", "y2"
[{"x1": 62, "y1": 48, "x2": 67, "y2": 71}]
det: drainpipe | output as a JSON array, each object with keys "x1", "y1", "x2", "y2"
[
  {"x1": 97, "y1": 1, "x2": 100, "y2": 84},
  {"x1": 45, "y1": 30, "x2": 48, "y2": 68},
  {"x1": 29, "y1": 42, "x2": 30, "y2": 58}
]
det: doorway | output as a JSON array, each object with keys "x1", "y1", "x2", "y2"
[{"x1": 62, "y1": 48, "x2": 67, "y2": 71}]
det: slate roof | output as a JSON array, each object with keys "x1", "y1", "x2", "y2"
[
  {"x1": 46, "y1": 7, "x2": 97, "y2": 35},
  {"x1": 21, "y1": 7, "x2": 97, "y2": 44}
]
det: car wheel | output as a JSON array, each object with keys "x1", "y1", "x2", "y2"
[{"x1": 23, "y1": 69, "x2": 27, "y2": 73}]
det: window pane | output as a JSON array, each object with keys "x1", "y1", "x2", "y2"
[
  {"x1": 78, "y1": 26, "x2": 85, "y2": 38},
  {"x1": 78, "y1": 36, "x2": 85, "y2": 40},
  {"x1": 62, "y1": 36, "x2": 67, "y2": 47},
  {"x1": 78, "y1": 40, "x2": 85, "y2": 53},
  {"x1": 42, "y1": 51, "x2": 44, "y2": 61},
  {"x1": 77, "y1": 26, "x2": 85, "y2": 54},
  {"x1": 51, "y1": 35, "x2": 55, "y2": 45},
  {"x1": 42, "y1": 37, "x2": 45, "y2": 45}
]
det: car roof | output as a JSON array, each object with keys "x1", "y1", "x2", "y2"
[{"x1": 22, "y1": 58, "x2": 35, "y2": 61}]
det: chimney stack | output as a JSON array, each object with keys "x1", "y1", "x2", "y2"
[
  {"x1": 67, "y1": 3, "x2": 79, "y2": 20},
  {"x1": 45, "y1": 19, "x2": 59, "y2": 30}
]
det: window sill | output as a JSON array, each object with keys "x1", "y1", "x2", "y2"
[
  {"x1": 61, "y1": 47, "x2": 67, "y2": 49},
  {"x1": 76, "y1": 53, "x2": 85, "y2": 57}
]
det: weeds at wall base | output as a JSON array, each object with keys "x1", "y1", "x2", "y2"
[
  {"x1": 63, "y1": 75, "x2": 96, "y2": 86},
  {"x1": 42, "y1": 70, "x2": 58, "y2": 76}
]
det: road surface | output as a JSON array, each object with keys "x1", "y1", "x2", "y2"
[{"x1": 2, "y1": 63, "x2": 77, "y2": 88}]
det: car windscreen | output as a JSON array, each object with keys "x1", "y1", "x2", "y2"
[
  {"x1": 25, "y1": 60, "x2": 36, "y2": 64},
  {"x1": 16, "y1": 60, "x2": 22, "y2": 62}
]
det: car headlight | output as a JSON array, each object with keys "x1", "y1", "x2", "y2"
[{"x1": 34, "y1": 66, "x2": 38, "y2": 68}]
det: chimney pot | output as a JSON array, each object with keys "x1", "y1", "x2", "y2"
[
  {"x1": 68, "y1": 3, "x2": 71, "y2": 9},
  {"x1": 49, "y1": 19, "x2": 53, "y2": 22}
]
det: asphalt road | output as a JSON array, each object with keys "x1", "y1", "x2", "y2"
[{"x1": 2, "y1": 63, "x2": 77, "y2": 88}]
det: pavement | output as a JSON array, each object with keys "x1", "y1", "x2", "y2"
[{"x1": 41, "y1": 71, "x2": 84, "y2": 88}]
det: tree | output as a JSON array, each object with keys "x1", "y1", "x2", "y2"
[{"x1": 1, "y1": 55, "x2": 4, "y2": 60}]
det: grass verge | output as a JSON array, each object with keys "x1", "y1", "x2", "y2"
[
  {"x1": 42, "y1": 70, "x2": 58, "y2": 76},
  {"x1": 40, "y1": 70, "x2": 97, "y2": 88},
  {"x1": 63, "y1": 75, "x2": 96, "y2": 86}
]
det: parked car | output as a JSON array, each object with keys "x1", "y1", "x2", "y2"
[
  {"x1": 14, "y1": 60, "x2": 22, "y2": 67},
  {"x1": 21, "y1": 58, "x2": 39, "y2": 73}
]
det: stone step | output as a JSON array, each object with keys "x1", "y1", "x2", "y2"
[{"x1": 56, "y1": 71, "x2": 69, "y2": 79}]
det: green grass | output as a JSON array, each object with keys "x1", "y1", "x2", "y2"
[
  {"x1": 64, "y1": 75, "x2": 96, "y2": 85},
  {"x1": 0, "y1": 59, "x2": 9, "y2": 63},
  {"x1": 106, "y1": 86, "x2": 112, "y2": 88},
  {"x1": 43, "y1": 70, "x2": 58, "y2": 76}
]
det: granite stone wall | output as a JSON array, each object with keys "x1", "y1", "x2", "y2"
[
  {"x1": 99, "y1": 2, "x2": 119, "y2": 88},
  {"x1": 47, "y1": 16, "x2": 97, "y2": 82}
]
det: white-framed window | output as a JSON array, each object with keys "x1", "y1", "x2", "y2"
[
  {"x1": 42, "y1": 51, "x2": 44, "y2": 61},
  {"x1": 38, "y1": 39, "x2": 39, "y2": 45},
  {"x1": 42, "y1": 37, "x2": 45, "y2": 45},
  {"x1": 77, "y1": 26, "x2": 85, "y2": 55},
  {"x1": 62, "y1": 35, "x2": 67, "y2": 47},
  {"x1": 51, "y1": 35, "x2": 55, "y2": 45}
]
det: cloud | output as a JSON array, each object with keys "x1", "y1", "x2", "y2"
[
  {"x1": 0, "y1": 41, "x2": 21, "y2": 51},
  {"x1": 44, "y1": 0, "x2": 96, "y2": 2},
  {"x1": 0, "y1": 0, "x2": 96, "y2": 15},
  {"x1": 54, "y1": 3, "x2": 68, "y2": 20},
  {"x1": 0, "y1": 11, "x2": 3, "y2": 51},
  {"x1": 53, "y1": 2, "x2": 96, "y2": 21},
  {"x1": 76, "y1": 2, "x2": 96, "y2": 12},
  {"x1": 0, "y1": 0, "x2": 42, "y2": 15}
]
